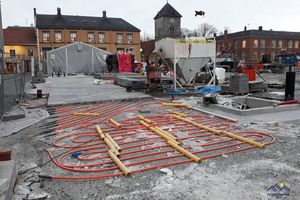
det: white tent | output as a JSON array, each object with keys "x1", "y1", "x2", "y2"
[{"x1": 46, "y1": 42, "x2": 110, "y2": 75}]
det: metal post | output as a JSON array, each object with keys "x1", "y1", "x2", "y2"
[
  {"x1": 174, "y1": 60, "x2": 176, "y2": 90},
  {"x1": 65, "y1": 48, "x2": 68, "y2": 76},
  {"x1": 36, "y1": 28, "x2": 41, "y2": 69},
  {"x1": 92, "y1": 48, "x2": 94, "y2": 73},
  {"x1": 213, "y1": 37, "x2": 216, "y2": 86},
  {"x1": 0, "y1": 1, "x2": 5, "y2": 116}
]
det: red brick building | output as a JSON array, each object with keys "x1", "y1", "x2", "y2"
[{"x1": 216, "y1": 27, "x2": 300, "y2": 63}]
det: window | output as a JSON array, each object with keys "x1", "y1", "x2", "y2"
[
  {"x1": 88, "y1": 32, "x2": 95, "y2": 43},
  {"x1": 288, "y1": 40, "x2": 293, "y2": 49},
  {"x1": 253, "y1": 51, "x2": 258, "y2": 60},
  {"x1": 158, "y1": 28, "x2": 161, "y2": 36},
  {"x1": 126, "y1": 47, "x2": 134, "y2": 53},
  {"x1": 55, "y1": 32, "x2": 62, "y2": 42},
  {"x1": 271, "y1": 52, "x2": 276, "y2": 61},
  {"x1": 27, "y1": 49, "x2": 33, "y2": 56},
  {"x1": 127, "y1": 34, "x2": 133, "y2": 44},
  {"x1": 253, "y1": 40, "x2": 258, "y2": 48},
  {"x1": 117, "y1": 33, "x2": 123, "y2": 44},
  {"x1": 99, "y1": 33, "x2": 105, "y2": 43},
  {"x1": 169, "y1": 26, "x2": 175, "y2": 35},
  {"x1": 295, "y1": 41, "x2": 299, "y2": 48},
  {"x1": 42, "y1": 32, "x2": 50, "y2": 43},
  {"x1": 278, "y1": 40, "x2": 283, "y2": 48},
  {"x1": 242, "y1": 40, "x2": 246, "y2": 48},
  {"x1": 70, "y1": 32, "x2": 77, "y2": 42},
  {"x1": 234, "y1": 41, "x2": 238, "y2": 49},
  {"x1": 260, "y1": 52, "x2": 265, "y2": 60},
  {"x1": 260, "y1": 40, "x2": 265, "y2": 48},
  {"x1": 117, "y1": 48, "x2": 125, "y2": 53},
  {"x1": 10, "y1": 49, "x2": 16, "y2": 57},
  {"x1": 272, "y1": 40, "x2": 276, "y2": 48}
]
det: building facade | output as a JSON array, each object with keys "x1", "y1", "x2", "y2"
[
  {"x1": 154, "y1": 3, "x2": 182, "y2": 40},
  {"x1": 35, "y1": 8, "x2": 141, "y2": 61},
  {"x1": 216, "y1": 27, "x2": 300, "y2": 63},
  {"x1": 3, "y1": 26, "x2": 37, "y2": 72},
  {"x1": 142, "y1": 2, "x2": 182, "y2": 63}
]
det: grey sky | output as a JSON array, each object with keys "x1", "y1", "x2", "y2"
[{"x1": 2, "y1": 0, "x2": 300, "y2": 37}]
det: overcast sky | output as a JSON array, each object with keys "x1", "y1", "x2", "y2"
[{"x1": 2, "y1": 0, "x2": 300, "y2": 37}]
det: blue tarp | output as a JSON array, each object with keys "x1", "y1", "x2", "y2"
[{"x1": 198, "y1": 86, "x2": 221, "y2": 94}]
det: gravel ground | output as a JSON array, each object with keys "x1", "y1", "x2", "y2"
[
  {"x1": 1, "y1": 72, "x2": 300, "y2": 200},
  {"x1": 1, "y1": 108, "x2": 299, "y2": 200}
]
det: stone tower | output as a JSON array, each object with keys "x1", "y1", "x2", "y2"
[{"x1": 154, "y1": 2, "x2": 182, "y2": 40}]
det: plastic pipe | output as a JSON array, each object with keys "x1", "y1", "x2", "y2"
[
  {"x1": 161, "y1": 103, "x2": 188, "y2": 107},
  {"x1": 105, "y1": 134, "x2": 121, "y2": 151},
  {"x1": 109, "y1": 118, "x2": 121, "y2": 127},
  {"x1": 108, "y1": 150, "x2": 131, "y2": 176},
  {"x1": 172, "y1": 115, "x2": 265, "y2": 149},
  {"x1": 137, "y1": 115, "x2": 152, "y2": 124},
  {"x1": 73, "y1": 112, "x2": 101, "y2": 117},
  {"x1": 167, "y1": 140, "x2": 202, "y2": 163},
  {"x1": 167, "y1": 110, "x2": 187, "y2": 117}
]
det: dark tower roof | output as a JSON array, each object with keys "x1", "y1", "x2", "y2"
[{"x1": 154, "y1": 3, "x2": 182, "y2": 19}]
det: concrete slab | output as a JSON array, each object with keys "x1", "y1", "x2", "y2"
[
  {"x1": 0, "y1": 107, "x2": 49, "y2": 138},
  {"x1": 2, "y1": 106, "x2": 25, "y2": 122},
  {"x1": 47, "y1": 75, "x2": 152, "y2": 106},
  {"x1": 0, "y1": 160, "x2": 17, "y2": 200}
]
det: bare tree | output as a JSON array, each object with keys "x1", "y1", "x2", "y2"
[
  {"x1": 141, "y1": 31, "x2": 154, "y2": 42},
  {"x1": 196, "y1": 23, "x2": 218, "y2": 38}
]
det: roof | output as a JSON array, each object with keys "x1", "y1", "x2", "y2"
[
  {"x1": 3, "y1": 27, "x2": 36, "y2": 45},
  {"x1": 154, "y1": 3, "x2": 182, "y2": 20},
  {"x1": 36, "y1": 14, "x2": 140, "y2": 32},
  {"x1": 47, "y1": 42, "x2": 110, "y2": 55},
  {"x1": 216, "y1": 29, "x2": 300, "y2": 40}
]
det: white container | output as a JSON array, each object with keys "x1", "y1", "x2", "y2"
[{"x1": 215, "y1": 67, "x2": 225, "y2": 84}]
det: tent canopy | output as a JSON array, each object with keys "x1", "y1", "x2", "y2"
[{"x1": 46, "y1": 42, "x2": 110, "y2": 75}]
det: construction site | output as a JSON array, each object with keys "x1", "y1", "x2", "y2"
[{"x1": 1, "y1": 1, "x2": 300, "y2": 200}]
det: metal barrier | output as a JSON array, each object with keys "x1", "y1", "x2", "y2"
[{"x1": 0, "y1": 61, "x2": 31, "y2": 117}]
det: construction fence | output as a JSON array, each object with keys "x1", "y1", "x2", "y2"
[{"x1": 0, "y1": 58, "x2": 30, "y2": 117}]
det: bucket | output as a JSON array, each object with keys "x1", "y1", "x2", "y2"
[
  {"x1": 242, "y1": 69, "x2": 256, "y2": 81},
  {"x1": 37, "y1": 89, "x2": 43, "y2": 98}
]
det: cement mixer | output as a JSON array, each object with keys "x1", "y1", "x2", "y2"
[{"x1": 154, "y1": 38, "x2": 216, "y2": 87}]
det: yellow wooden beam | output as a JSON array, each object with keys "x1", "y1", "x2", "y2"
[
  {"x1": 172, "y1": 114, "x2": 265, "y2": 148},
  {"x1": 73, "y1": 112, "x2": 101, "y2": 117},
  {"x1": 108, "y1": 150, "x2": 131, "y2": 176}
]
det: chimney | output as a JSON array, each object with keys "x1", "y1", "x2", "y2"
[
  {"x1": 213, "y1": 33, "x2": 217, "y2": 37},
  {"x1": 33, "y1": 8, "x2": 37, "y2": 16},
  {"x1": 224, "y1": 30, "x2": 228, "y2": 35},
  {"x1": 103, "y1": 10, "x2": 107, "y2": 19},
  {"x1": 57, "y1": 7, "x2": 61, "y2": 15},
  {"x1": 259, "y1": 26, "x2": 263, "y2": 31},
  {"x1": 244, "y1": 26, "x2": 247, "y2": 31}
]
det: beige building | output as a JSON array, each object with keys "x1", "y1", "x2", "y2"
[
  {"x1": 35, "y1": 8, "x2": 141, "y2": 61},
  {"x1": 3, "y1": 26, "x2": 37, "y2": 72}
]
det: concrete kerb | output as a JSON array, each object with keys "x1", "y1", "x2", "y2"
[
  {"x1": 47, "y1": 96, "x2": 153, "y2": 108},
  {"x1": 0, "y1": 160, "x2": 17, "y2": 200}
]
